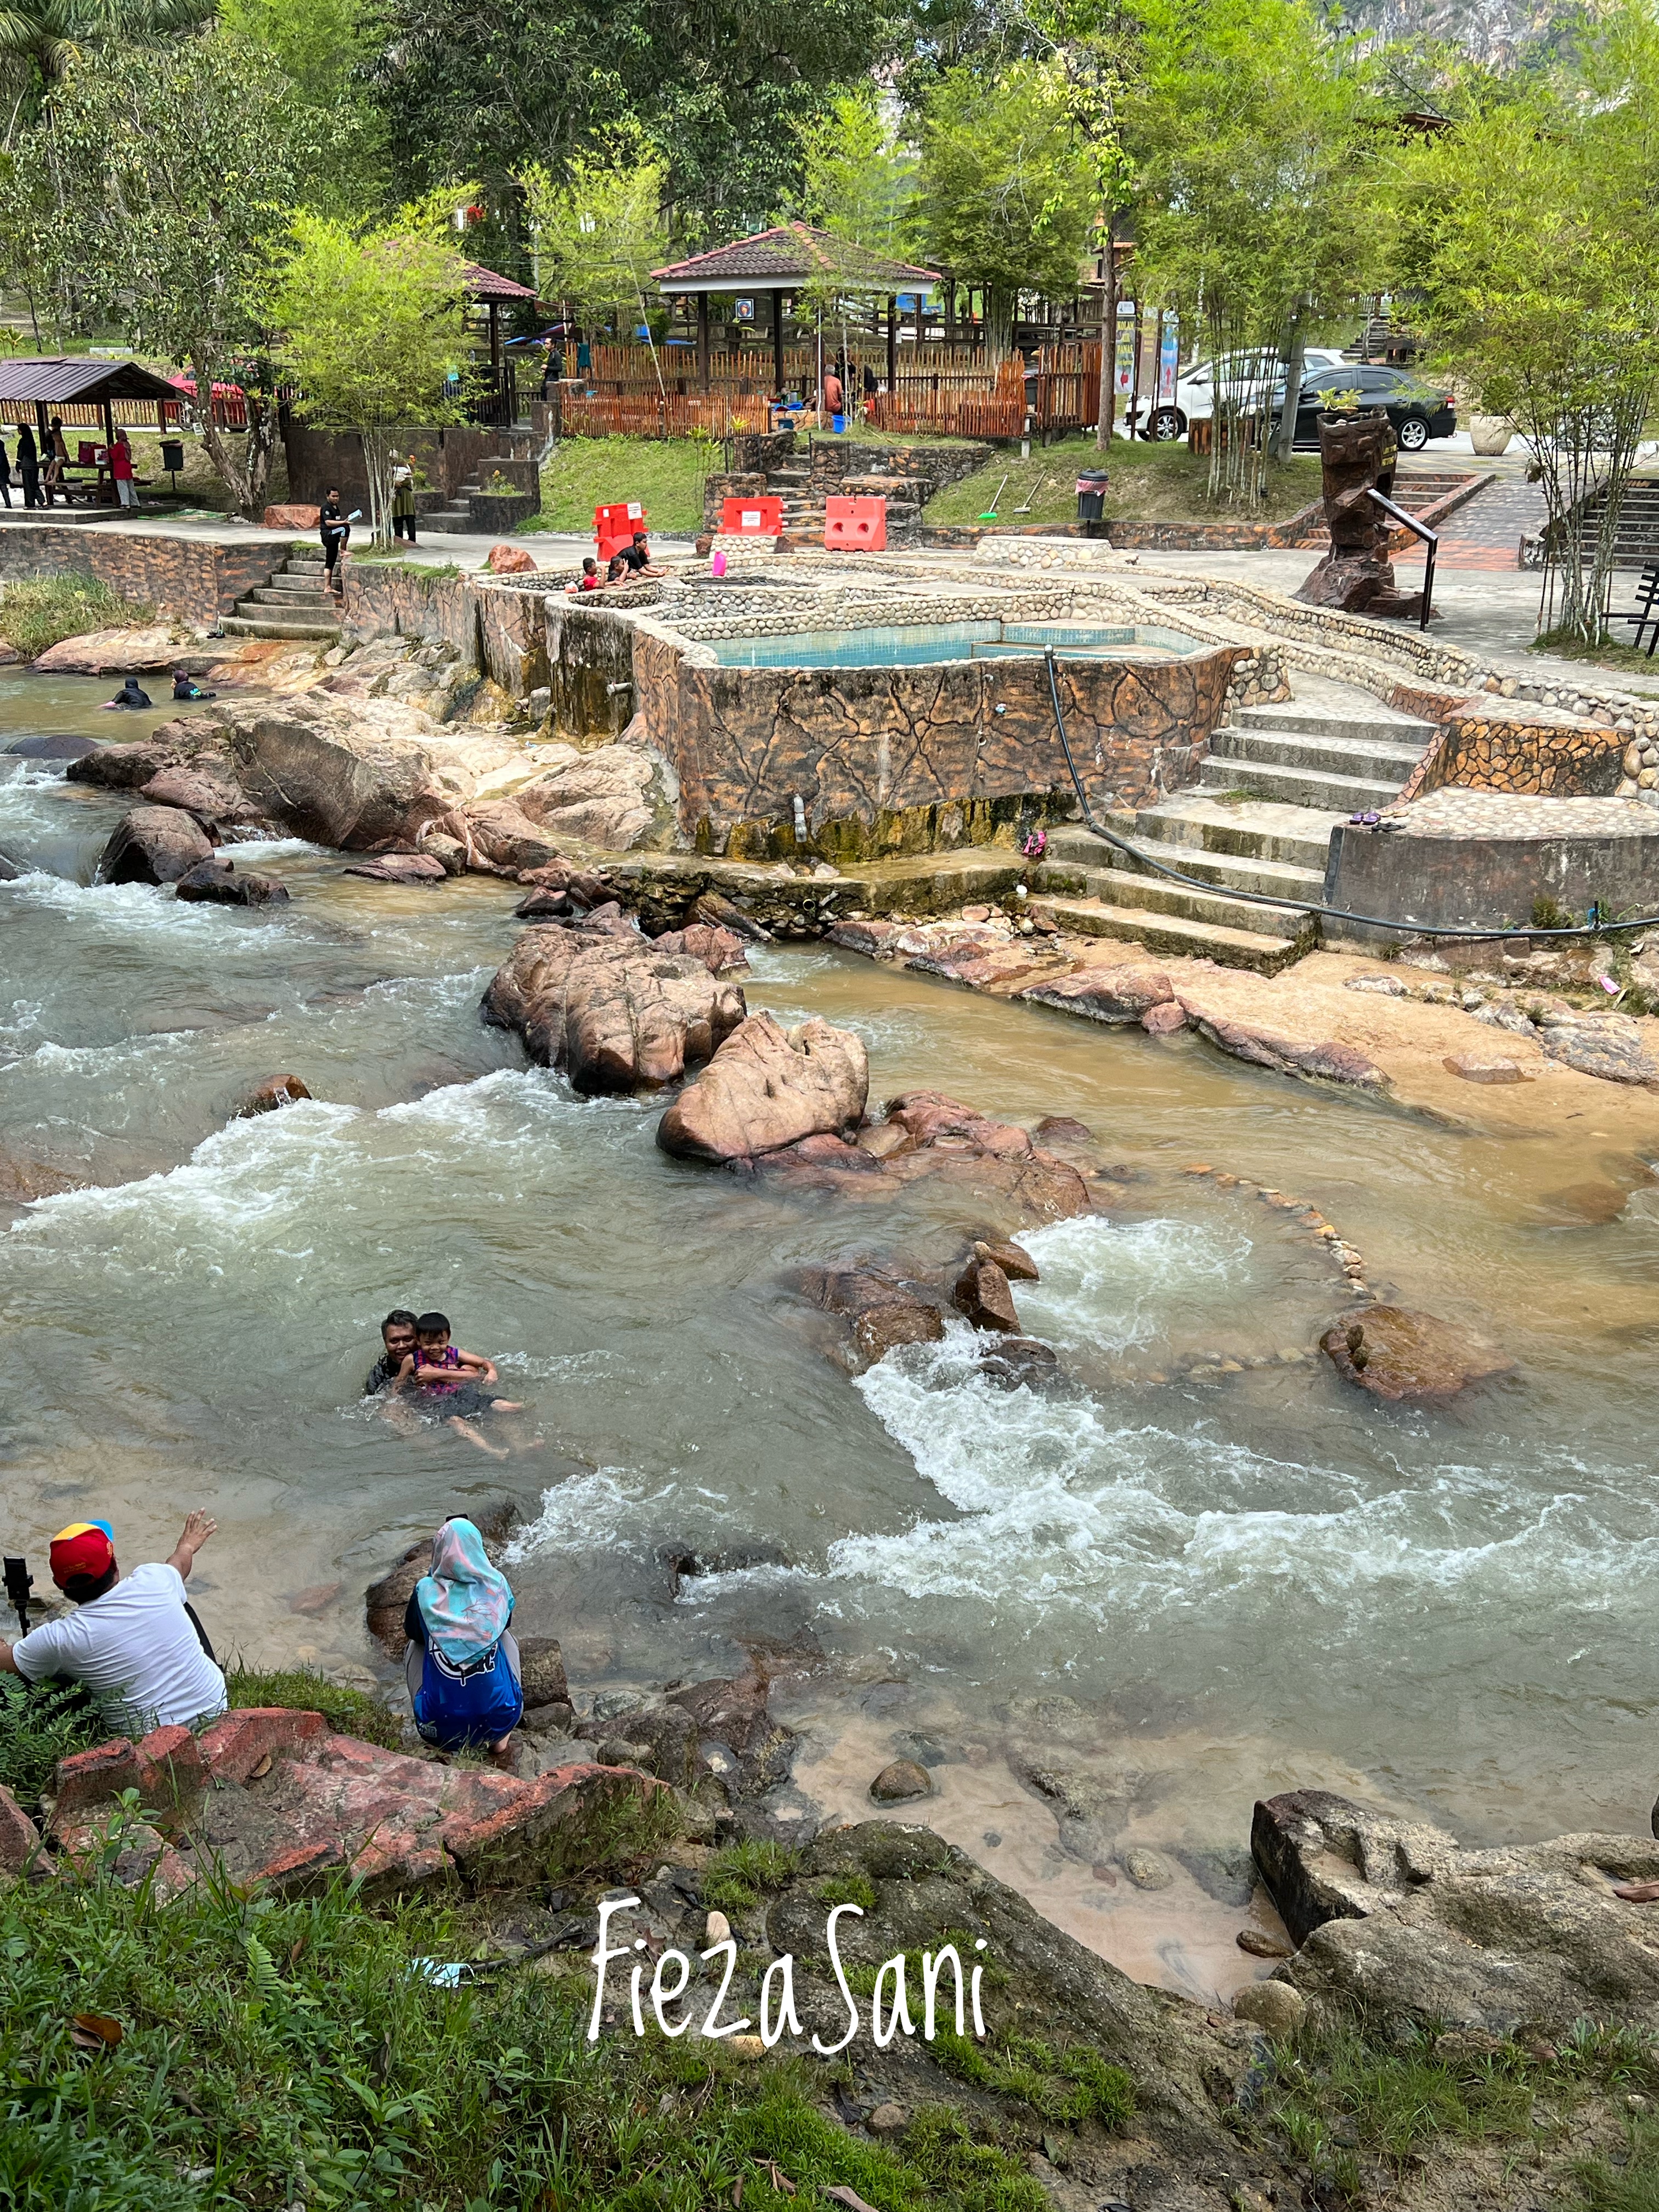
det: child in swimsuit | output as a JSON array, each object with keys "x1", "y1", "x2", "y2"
[{"x1": 392, "y1": 1312, "x2": 525, "y2": 1436}]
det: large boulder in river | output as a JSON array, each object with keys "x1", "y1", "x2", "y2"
[
  {"x1": 460, "y1": 797, "x2": 562, "y2": 873},
  {"x1": 32, "y1": 624, "x2": 178, "y2": 674},
  {"x1": 1254, "y1": 1787, "x2": 1659, "y2": 2035},
  {"x1": 221, "y1": 697, "x2": 450, "y2": 849},
  {"x1": 483, "y1": 923, "x2": 746, "y2": 1093},
  {"x1": 174, "y1": 857, "x2": 290, "y2": 907},
  {"x1": 140, "y1": 764, "x2": 263, "y2": 837},
  {"x1": 68, "y1": 741, "x2": 189, "y2": 792},
  {"x1": 656, "y1": 1011, "x2": 868, "y2": 1163},
  {"x1": 514, "y1": 738, "x2": 663, "y2": 851},
  {"x1": 1320, "y1": 1306, "x2": 1509, "y2": 1403},
  {"x1": 97, "y1": 805, "x2": 214, "y2": 885}
]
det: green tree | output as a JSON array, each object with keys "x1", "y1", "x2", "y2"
[
  {"x1": 518, "y1": 149, "x2": 667, "y2": 337},
  {"x1": 219, "y1": 0, "x2": 388, "y2": 205},
  {"x1": 797, "y1": 91, "x2": 918, "y2": 258},
  {"x1": 1125, "y1": 0, "x2": 1377, "y2": 505},
  {"x1": 0, "y1": 0, "x2": 211, "y2": 117},
  {"x1": 1393, "y1": 3, "x2": 1659, "y2": 641},
  {"x1": 8, "y1": 36, "x2": 319, "y2": 512},
  {"x1": 270, "y1": 210, "x2": 469, "y2": 542},
  {"x1": 915, "y1": 59, "x2": 1096, "y2": 351}
]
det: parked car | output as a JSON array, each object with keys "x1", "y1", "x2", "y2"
[
  {"x1": 1123, "y1": 347, "x2": 1350, "y2": 440},
  {"x1": 1282, "y1": 363, "x2": 1456, "y2": 452}
]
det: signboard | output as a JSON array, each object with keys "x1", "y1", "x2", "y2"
[
  {"x1": 1158, "y1": 314, "x2": 1179, "y2": 403},
  {"x1": 1114, "y1": 305, "x2": 1135, "y2": 398},
  {"x1": 735, "y1": 298, "x2": 754, "y2": 322}
]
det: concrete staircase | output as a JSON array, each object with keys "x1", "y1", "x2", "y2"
[
  {"x1": 221, "y1": 545, "x2": 341, "y2": 642},
  {"x1": 1036, "y1": 693, "x2": 1434, "y2": 973},
  {"x1": 764, "y1": 455, "x2": 924, "y2": 545}
]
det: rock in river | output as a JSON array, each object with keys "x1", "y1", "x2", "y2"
[
  {"x1": 656, "y1": 1011, "x2": 868, "y2": 1163},
  {"x1": 97, "y1": 805, "x2": 214, "y2": 885},
  {"x1": 1320, "y1": 1305, "x2": 1509, "y2": 1403},
  {"x1": 1020, "y1": 966, "x2": 1178, "y2": 1024},
  {"x1": 235, "y1": 1074, "x2": 312, "y2": 1118},
  {"x1": 484, "y1": 922, "x2": 746, "y2": 1094},
  {"x1": 952, "y1": 1253, "x2": 1021, "y2": 1333},
  {"x1": 870, "y1": 1759, "x2": 933, "y2": 1803},
  {"x1": 174, "y1": 857, "x2": 290, "y2": 907}
]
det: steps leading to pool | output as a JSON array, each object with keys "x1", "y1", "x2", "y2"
[{"x1": 1037, "y1": 696, "x2": 1432, "y2": 970}]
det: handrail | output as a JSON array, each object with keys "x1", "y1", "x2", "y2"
[{"x1": 1365, "y1": 486, "x2": 1438, "y2": 631}]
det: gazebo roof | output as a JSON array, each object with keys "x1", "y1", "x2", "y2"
[
  {"x1": 0, "y1": 356, "x2": 182, "y2": 405},
  {"x1": 653, "y1": 223, "x2": 939, "y2": 297},
  {"x1": 461, "y1": 262, "x2": 540, "y2": 303}
]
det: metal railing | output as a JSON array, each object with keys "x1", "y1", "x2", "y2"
[{"x1": 1367, "y1": 486, "x2": 1438, "y2": 630}]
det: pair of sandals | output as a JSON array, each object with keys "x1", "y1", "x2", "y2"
[{"x1": 1349, "y1": 810, "x2": 1403, "y2": 830}]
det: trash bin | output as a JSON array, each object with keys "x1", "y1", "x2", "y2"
[
  {"x1": 160, "y1": 439, "x2": 184, "y2": 473},
  {"x1": 1075, "y1": 470, "x2": 1110, "y2": 527}
]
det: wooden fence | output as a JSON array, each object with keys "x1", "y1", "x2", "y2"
[
  {"x1": 559, "y1": 391, "x2": 775, "y2": 440},
  {"x1": 865, "y1": 345, "x2": 1103, "y2": 438},
  {"x1": 580, "y1": 341, "x2": 995, "y2": 396}
]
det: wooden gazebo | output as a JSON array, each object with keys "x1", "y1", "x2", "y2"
[
  {"x1": 0, "y1": 356, "x2": 182, "y2": 442},
  {"x1": 652, "y1": 223, "x2": 941, "y2": 394}
]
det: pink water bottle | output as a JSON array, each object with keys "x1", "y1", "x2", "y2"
[{"x1": 711, "y1": 548, "x2": 727, "y2": 578}]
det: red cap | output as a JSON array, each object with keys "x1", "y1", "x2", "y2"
[{"x1": 48, "y1": 1521, "x2": 115, "y2": 1588}]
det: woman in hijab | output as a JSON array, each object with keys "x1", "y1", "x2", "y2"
[
  {"x1": 402, "y1": 1516, "x2": 523, "y2": 1762},
  {"x1": 16, "y1": 424, "x2": 38, "y2": 509}
]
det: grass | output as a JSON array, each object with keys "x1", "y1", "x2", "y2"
[
  {"x1": 527, "y1": 433, "x2": 718, "y2": 536},
  {"x1": 702, "y1": 1837, "x2": 801, "y2": 1913},
  {"x1": 1532, "y1": 624, "x2": 1659, "y2": 681},
  {"x1": 1257, "y1": 2015, "x2": 1659, "y2": 2204},
  {"x1": 223, "y1": 1665, "x2": 401, "y2": 1750},
  {"x1": 922, "y1": 433, "x2": 1323, "y2": 530},
  {"x1": 0, "y1": 1854, "x2": 1055, "y2": 2212},
  {"x1": 932, "y1": 2028, "x2": 1135, "y2": 2131},
  {"x1": 0, "y1": 573, "x2": 158, "y2": 659},
  {"x1": 0, "y1": 1677, "x2": 105, "y2": 1809}
]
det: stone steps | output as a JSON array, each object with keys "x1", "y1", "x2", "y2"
[
  {"x1": 226, "y1": 553, "x2": 341, "y2": 642},
  {"x1": 1050, "y1": 825, "x2": 1327, "y2": 907},
  {"x1": 1128, "y1": 794, "x2": 1341, "y2": 872},
  {"x1": 1196, "y1": 754, "x2": 1409, "y2": 811},
  {"x1": 220, "y1": 613, "x2": 342, "y2": 641},
  {"x1": 1210, "y1": 726, "x2": 1426, "y2": 781},
  {"x1": 1032, "y1": 893, "x2": 1307, "y2": 974}
]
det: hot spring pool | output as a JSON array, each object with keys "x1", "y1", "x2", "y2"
[{"x1": 707, "y1": 620, "x2": 1206, "y2": 670}]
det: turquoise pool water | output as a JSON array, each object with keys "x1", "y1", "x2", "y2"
[{"x1": 708, "y1": 620, "x2": 1207, "y2": 670}]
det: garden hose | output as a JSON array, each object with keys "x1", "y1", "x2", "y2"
[{"x1": 1042, "y1": 649, "x2": 1659, "y2": 944}]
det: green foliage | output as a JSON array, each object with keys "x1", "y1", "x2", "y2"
[
  {"x1": 1392, "y1": 7, "x2": 1659, "y2": 640},
  {"x1": 797, "y1": 91, "x2": 919, "y2": 257},
  {"x1": 0, "y1": 0, "x2": 211, "y2": 95},
  {"x1": 816, "y1": 1870, "x2": 878, "y2": 1911},
  {"x1": 1575, "y1": 2125, "x2": 1659, "y2": 2210},
  {"x1": 923, "y1": 435, "x2": 1322, "y2": 527},
  {"x1": 0, "y1": 1677, "x2": 104, "y2": 1811},
  {"x1": 0, "y1": 1865, "x2": 1047, "y2": 2211},
  {"x1": 527, "y1": 432, "x2": 715, "y2": 534},
  {"x1": 271, "y1": 210, "x2": 468, "y2": 543},
  {"x1": 7, "y1": 35, "x2": 323, "y2": 515},
  {"x1": 1532, "y1": 894, "x2": 1577, "y2": 931},
  {"x1": 702, "y1": 1837, "x2": 801, "y2": 1912},
  {"x1": 224, "y1": 1665, "x2": 402, "y2": 1748},
  {"x1": 1125, "y1": 0, "x2": 1379, "y2": 505},
  {"x1": 520, "y1": 151, "x2": 667, "y2": 342},
  {"x1": 932, "y1": 2028, "x2": 1135, "y2": 2129},
  {"x1": 916, "y1": 59, "x2": 1096, "y2": 348},
  {"x1": 0, "y1": 573, "x2": 157, "y2": 659}
]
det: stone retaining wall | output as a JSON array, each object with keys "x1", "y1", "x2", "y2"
[
  {"x1": 1326, "y1": 817, "x2": 1659, "y2": 929},
  {"x1": 340, "y1": 564, "x2": 546, "y2": 696},
  {"x1": 628, "y1": 616, "x2": 1243, "y2": 860},
  {"x1": 0, "y1": 524, "x2": 280, "y2": 624},
  {"x1": 1389, "y1": 692, "x2": 1625, "y2": 802},
  {"x1": 283, "y1": 418, "x2": 549, "y2": 513}
]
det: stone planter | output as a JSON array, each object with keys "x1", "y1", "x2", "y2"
[
  {"x1": 467, "y1": 491, "x2": 537, "y2": 535},
  {"x1": 1469, "y1": 415, "x2": 1515, "y2": 457}
]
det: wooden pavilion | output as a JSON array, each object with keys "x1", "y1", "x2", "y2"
[
  {"x1": 0, "y1": 356, "x2": 182, "y2": 441},
  {"x1": 651, "y1": 223, "x2": 941, "y2": 395}
]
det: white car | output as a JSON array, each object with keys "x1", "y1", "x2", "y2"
[{"x1": 1122, "y1": 347, "x2": 1350, "y2": 441}]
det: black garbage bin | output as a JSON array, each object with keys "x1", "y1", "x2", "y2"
[{"x1": 1075, "y1": 469, "x2": 1110, "y2": 533}]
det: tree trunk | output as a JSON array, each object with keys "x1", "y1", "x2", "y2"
[
  {"x1": 1095, "y1": 225, "x2": 1113, "y2": 452},
  {"x1": 1272, "y1": 309, "x2": 1306, "y2": 467}
]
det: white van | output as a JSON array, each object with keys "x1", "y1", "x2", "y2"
[{"x1": 1121, "y1": 347, "x2": 1350, "y2": 441}]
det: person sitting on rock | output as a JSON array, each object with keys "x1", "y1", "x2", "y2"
[
  {"x1": 392, "y1": 1310, "x2": 523, "y2": 1458},
  {"x1": 0, "y1": 1512, "x2": 225, "y2": 1735},
  {"x1": 104, "y1": 674, "x2": 152, "y2": 710},
  {"x1": 403, "y1": 1515, "x2": 522, "y2": 1765},
  {"x1": 172, "y1": 669, "x2": 216, "y2": 702}
]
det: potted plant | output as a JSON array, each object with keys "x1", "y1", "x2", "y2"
[{"x1": 1470, "y1": 373, "x2": 1517, "y2": 456}]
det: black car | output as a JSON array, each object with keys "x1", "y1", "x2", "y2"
[{"x1": 1283, "y1": 364, "x2": 1457, "y2": 453}]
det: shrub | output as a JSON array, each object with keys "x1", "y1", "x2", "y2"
[
  {"x1": 0, "y1": 1677, "x2": 105, "y2": 1809},
  {"x1": 225, "y1": 1664, "x2": 401, "y2": 1748},
  {"x1": 0, "y1": 574, "x2": 157, "y2": 660}
]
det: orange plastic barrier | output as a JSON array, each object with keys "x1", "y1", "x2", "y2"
[
  {"x1": 595, "y1": 499, "x2": 647, "y2": 561},
  {"x1": 719, "y1": 495, "x2": 782, "y2": 537},
  {"x1": 823, "y1": 495, "x2": 886, "y2": 552}
]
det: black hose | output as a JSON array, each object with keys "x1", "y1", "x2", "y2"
[{"x1": 1042, "y1": 650, "x2": 1659, "y2": 944}]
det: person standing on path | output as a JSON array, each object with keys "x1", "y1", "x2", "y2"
[
  {"x1": 109, "y1": 428, "x2": 138, "y2": 509},
  {"x1": 16, "y1": 424, "x2": 38, "y2": 508},
  {"x1": 391, "y1": 454, "x2": 417, "y2": 543},
  {"x1": 0, "y1": 435, "x2": 12, "y2": 509},
  {"x1": 319, "y1": 487, "x2": 351, "y2": 593}
]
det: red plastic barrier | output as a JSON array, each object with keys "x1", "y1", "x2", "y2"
[
  {"x1": 595, "y1": 499, "x2": 647, "y2": 561},
  {"x1": 719, "y1": 495, "x2": 782, "y2": 537},
  {"x1": 823, "y1": 495, "x2": 886, "y2": 552}
]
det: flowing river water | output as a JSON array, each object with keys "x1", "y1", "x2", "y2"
[{"x1": 4, "y1": 669, "x2": 1659, "y2": 2001}]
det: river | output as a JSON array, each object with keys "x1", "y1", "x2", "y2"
[{"x1": 4, "y1": 669, "x2": 1659, "y2": 1999}]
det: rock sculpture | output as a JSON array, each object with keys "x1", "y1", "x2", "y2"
[{"x1": 1294, "y1": 407, "x2": 1425, "y2": 621}]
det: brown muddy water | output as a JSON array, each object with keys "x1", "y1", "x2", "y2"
[{"x1": 4, "y1": 668, "x2": 1659, "y2": 2004}]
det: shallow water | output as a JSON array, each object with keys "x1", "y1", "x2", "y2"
[{"x1": 5, "y1": 674, "x2": 1659, "y2": 1994}]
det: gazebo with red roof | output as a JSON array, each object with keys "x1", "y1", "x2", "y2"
[
  {"x1": 652, "y1": 222, "x2": 940, "y2": 394},
  {"x1": 461, "y1": 262, "x2": 541, "y2": 385}
]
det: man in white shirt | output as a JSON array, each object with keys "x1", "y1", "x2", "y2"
[{"x1": 0, "y1": 1511, "x2": 226, "y2": 1736}]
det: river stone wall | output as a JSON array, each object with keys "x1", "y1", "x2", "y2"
[
  {"x1": 340, "y1": 565, "x2": 546, "y2": 697},
  {"x1": 628, "y1": 618, "x2": 1242, "y2": 859},
  {"x1": 1325, "y1": 812, "x2": 1659, "y2": 929},
  {"x1": 1389, "y1": 695, "x2": 1625, "y2": 802},
  {"x1": 0, "y1": 524, "x2": 280, "y2": 623}
]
